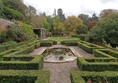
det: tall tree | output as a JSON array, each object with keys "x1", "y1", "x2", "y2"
[
  {"x1": 78, "y1": 14, "x2": 89, "y2": 25},
  {"x1": 99, "y1": 9, "x2": 118, "y2": 19},
  {"x1": 88, "y1": 12, "x2": 118, "y2": 47},
  {"x1": 57, "y1": 8, "x2": 65, "y2": 21},
  {"x1": 27, "y1": 5, "x2": 36, "y2": 24},
  {"x1": 64, "y1": 16, "x2": 82, "y2": 35},
  {"x1": 92, "y1": 13, "x2": 98, "y2": 21},
  {"x1": 52, "y1": 16, "x2": 65, "y2": 36}
]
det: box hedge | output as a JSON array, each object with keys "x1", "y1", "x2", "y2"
[
  {"x1": 61, "y1": 40, "x2": 78, "y2": 46},
  {"x1": 0, "y1": 39, "x2": 40, "y2": 58},
  {"x1": 0, "y1": 70, "x2": 50, "y2": 83},
  {"x1": 40, "y1": 40, "x2": 57, "y2": 47},
  {"x1": 0, "y1": 42, "x2": 17, "y2": 52},
  {"x1": 78, "y1": 41, "x2": 104, "y2": 53},
  {"x1": 0, "y1": 55, "x2": 43, "y2": 70},
  {"x1": 77, "y1": 58, "x2": 118, "y2": 71},
  {"x1": 70, "y1": 71, "x2": 118, "y2": 83},
  {"x1": 94, "y1": 49, "x2": 118, "y2": 58}
]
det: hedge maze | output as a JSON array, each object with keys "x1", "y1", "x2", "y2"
[
  {"x1": 0, "y1": 39, "x2": 50, "y2": 83},
  {"x1": 71, "y1": 40, "x2": 118, "y2": 83}
]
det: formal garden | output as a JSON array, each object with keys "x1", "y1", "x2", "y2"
[
  {"x1": 0, "y1": 36, "x2": 118, "y2": 83},
  {"x1": 0, "y1": 0, "x2": 118, "y2": 83}
]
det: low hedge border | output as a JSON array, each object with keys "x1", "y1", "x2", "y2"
[
  {"x1": 61, "y1": 40, "x2": 78, "y2": 46},
  {"x1": 40, "y1": 40, "x2": 57, "y2": 47},
  {"x1": 78, "y1": 41, "x2": 104, "y2": 53},
  {"x1": 77, "y1": 57, "x2": 118, "y2": 71},
  {"x1": 0, "y1": 42, "x2": 17, "y2": 52},
  {"x1": 70, "y1": 71, "x2": 118, "y2": 83},
  {"x1": 0, "y1": 39, "x2": 40, "y2": 58},
  {"x1": 0, "y1": 70, "x2": 50, "y2": 83},
  {"x1": 0, "y1": 55, "x2": 43, "y2": 70},
  {"x1": 94, "y1": 49, "x2": 118, "y2": 58}
]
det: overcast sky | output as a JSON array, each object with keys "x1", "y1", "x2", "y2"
[{"x1": 23, "y1": 0, "x2": 118, "y2": 17}]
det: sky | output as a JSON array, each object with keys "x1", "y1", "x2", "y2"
[{"x1": 23, "y1": 0, "x2": 118, "y2": 17}]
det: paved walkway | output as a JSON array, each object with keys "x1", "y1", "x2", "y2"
[
  {"x1": 43, "y1": 60, "x2": 78, "y2": 83},
  {"x1": 30, "y1": 45, "x2": 94, "y2": 83}
]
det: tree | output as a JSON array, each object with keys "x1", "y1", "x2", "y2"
[
  {"x1": 87, "y1": 26, "x2": 103, "y2": 44},
  {"x1": 87, "y1": 20, "x2": 97, "y2": 29},
  {"x1": 64, "y1": 16, "x2": 82, "y2": 35},
  {"x1": 1, "y1": 0, "x2": 28, "y2": 15},
  {"x1": 87, "y1": 13, "x2": 98, "y2": 29},
  {"x1": 88, "y1": 12, "x2": 118, "y2": 47},
  {"x1": 57, "y1": 8, "x2": 65, "y2": 21},
  {"x1": 27, "y1": 5, "x2": 36, "y2": 24},
  {"x1": 0, "y1": 0, "x2": 4, "y2": 17},
  {"x1": 78, "y1": 14, "x2": 89, "y2": 25},
  {"x1": 2, "y1": 6, "x2": 25, "y2": 21},
  {"x1": 99, "y1": 9, "x2": 118, "y2": 19},
  {"x1": 76, "y1": 24, "x2": 88, "y2": 35},
  {"x1": 52, "y1": 16, "x2": 65, "y2": 36},
  {"x1": 92, "y1": 13, "x2": 98, "y2": 21}
]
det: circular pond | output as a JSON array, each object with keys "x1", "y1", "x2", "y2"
[{"x1": 43, "y1": 47, "x2": 76, "y2": 62}]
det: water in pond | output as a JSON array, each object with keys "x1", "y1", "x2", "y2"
[{"x1": 43, "y1": 47, "x2": 76, "y2": 62}]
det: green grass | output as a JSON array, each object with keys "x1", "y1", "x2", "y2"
[{"x1": 47, "y1": 37, "x2": 80, "y2": 42}]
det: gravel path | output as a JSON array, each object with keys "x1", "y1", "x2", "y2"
[{"x1": 43, "y1": 60, "x2": 78, "y2": 83}]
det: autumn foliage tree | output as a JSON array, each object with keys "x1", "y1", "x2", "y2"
[
  {"x1": 52, "y1": 16, "x2": 65, "y2": 36},
  {"x1": 99, "y1": 9, "x2": 118, "y2": 19},
  {"x1": 64, "y1": 16, "x2": 82, "y2": 36},
  {"x1": 87, "y1": 20, "x2": 97, "y2": 29},
  {"x1": 87, "y1": 13, "x2": 98, "y2": 29}
]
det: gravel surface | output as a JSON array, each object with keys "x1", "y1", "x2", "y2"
[{"x1": 43, "y1": 60, "x2": 78, "y2": 83}]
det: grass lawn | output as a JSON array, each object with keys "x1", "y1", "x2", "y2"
[{"x1": 47, "y1": 37, "x2": 80, "y2": 42}]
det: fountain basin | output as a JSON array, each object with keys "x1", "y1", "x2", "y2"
[{"x1": 42, "y1": 46, "x2": 77, "y2": 62}]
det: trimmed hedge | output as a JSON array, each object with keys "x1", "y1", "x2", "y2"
[
  {"x1": 0, "y1": 42, "x2": 17, "y2": 52},
  {"x1": 0, "y1": 55, "x2": 43, "y2": 70},
  {"x1": 94, "y1": 49, "x2": 118, "y2": 58},
  {"x1": 70, "y1": 71, "x2": 118, "y2": 83},
  {"x1": 77, "y1": 57, "x2": 118, "y2": 71},
  {"x1": 40, "y1": 40, "x2": 57, "y2": 47},
  {"x1": 0, "y1": 70, "x2": 50, "y2": 83},
  {"x1": 78, "y1": 41, "x2": 104, "y2": 53},
  {"x1": 61, "y1": 40, "x2": 78, "y2": 46},
  {"x1": 0, "y1": 39, "x2": 40, "y2": 58}
]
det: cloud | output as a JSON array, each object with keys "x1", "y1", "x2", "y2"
[
  {"x1": 99, "y1": 0, "x2": 116, "y2": 4},
  {"x1": 23, "y1": 0, "x2": 118, "y2": 17}
]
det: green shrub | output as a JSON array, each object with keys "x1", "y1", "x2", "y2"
[
  {"x1": 61, "y1": 40, "x2": 78, "y2": 46},
  {"x1": 40, "y1": 40, "x2": 57, "y2": 47},
  {"x1": 0, "y1": 21, "x2": 35, "y2": 43},
  {"x1": 78, "y1": 34, "x2": 87, "y2": 41},
  {"x1": 71, "y1": 71, "x2": 118, "y2": 83},
  {"x1": 0, "y1": 42, "x2": 17, "y2": 52},
  {"x1": 0, "y1": 70, "x2": 50, "y2": 83},
  {"x1": 77, "y1": 58, "x2": 118, "y2": 71},
  {"x1": 0, "y1": 55, "x2": 43, "y2": 70},
  {"x1": 78, "y1": 41, "x2": 104, "y2": 53},
  {"x1": 94, "y1": 49, "x2": 118, "y2": 58},
  {"x1": 0, "y1": 39, "x2": 40, "y2": 58}
]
